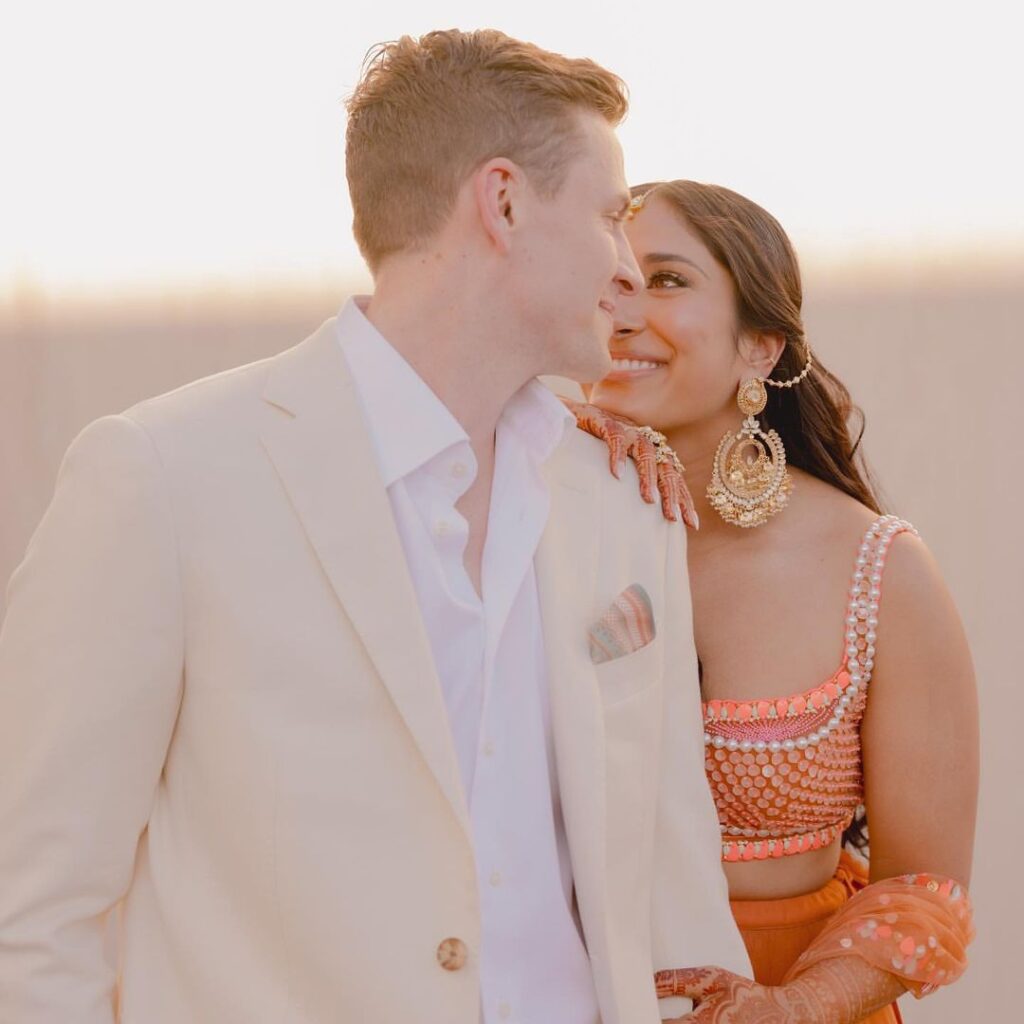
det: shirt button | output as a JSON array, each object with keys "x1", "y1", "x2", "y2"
[
  {"x1": 498, "y1": 1002, "x2": 512, "y2": 1020},
  {"x1": 482, "y1": 740, "x2": 495, "y2": 757},
  {"x1": 489, "y1": 870, "x2": 503, "y2": 888},
  {"x1": 434, "y1": 519, "x2": 450, "y2": 537},
  {"x1": 451, "y1": 461, "x2": 468, "y2": 479},
  {"x1": 436, "y1": 936, "x2": 468, "y2": 971}
]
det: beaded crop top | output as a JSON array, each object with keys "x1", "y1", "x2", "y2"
[{"x1": 703, "y1": 514, "x2": 917, "y2": 863}]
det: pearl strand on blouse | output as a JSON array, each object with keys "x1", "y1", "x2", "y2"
[{"x1": 702, "y1": 515, "x2": 918, "y2": 753}]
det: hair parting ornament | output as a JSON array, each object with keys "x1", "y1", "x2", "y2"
[{"x1": 627, "y1": 189, "x2": 652, "y2": 219}]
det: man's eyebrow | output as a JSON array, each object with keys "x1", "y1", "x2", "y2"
[{"x1": 642, "y1": 252, "x2": 709, "y2": 279}]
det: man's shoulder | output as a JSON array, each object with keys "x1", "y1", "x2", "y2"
[
  {"x1": 556, "y1": 427, "x2": 673, "y2": 531},
  {"x1": 558, "y1": 425, "x2": 614, "y2": 475},
  {"x1": 124, "y1": 351, "x2": 274, "y2": 432},
  {"x1": 124, "y1": 319, "x2": 333, "y2": 438}
]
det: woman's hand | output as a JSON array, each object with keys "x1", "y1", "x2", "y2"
[
  {"x1": 656, "y1": 961, "x2": 906, "y2": 1024},
  {"x1": 563, "y1": 398, "x2": 698, "y2": 529},
  {"x1": 656, "y1": 966, "x2": 793, "y2": 1023}
]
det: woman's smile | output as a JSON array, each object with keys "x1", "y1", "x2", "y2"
[{"x1": 603, "y1": 356, "x2": 667, "y2": 381}]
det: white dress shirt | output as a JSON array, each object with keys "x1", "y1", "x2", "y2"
[{"x1": 337, "y1": 298, "x2": 600, "y2": 1024}]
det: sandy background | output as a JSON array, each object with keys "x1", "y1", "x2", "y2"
[{"x1": 1, "y1": 270, "x2": 1019, "y2": 1018}]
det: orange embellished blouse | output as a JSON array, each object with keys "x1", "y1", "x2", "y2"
[{"x1": 703, "y1": 515, "x2": 917, "y2": 862}]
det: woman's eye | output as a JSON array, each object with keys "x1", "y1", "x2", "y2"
[{"x1": 648, "y1": 271, "x2": 687, "y2": 289}]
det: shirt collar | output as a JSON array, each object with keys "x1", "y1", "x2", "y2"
[
  {"x1": 336, "y1": 296, "x2": 467, "y2": 487},
  {"x1": 500, "y1": 378, "x2": 575, "y2": 466},
  {"x1": 336, "y1": 296, "x2": 576, "y2": 485}
]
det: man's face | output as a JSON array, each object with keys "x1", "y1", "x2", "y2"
[{"x1": 510, "y1": 112, "x2": 643, "y2": 383}]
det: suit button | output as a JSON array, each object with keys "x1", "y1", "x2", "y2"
[{"x1": 436, "y1": 937, "x2": 468, "y2": 971}]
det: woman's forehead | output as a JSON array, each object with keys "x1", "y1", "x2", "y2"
[{"x1": 628, "y1": 203, "x2": 716, "y2": 269}]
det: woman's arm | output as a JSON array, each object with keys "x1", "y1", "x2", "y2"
[
  {"x1": 860, "y1": 531, "x2": 979, "y2": 884},
  {"x1": 657, "y1": 960, "x2": 905, "y2": 1023},
  {"x1": 657, "y1": 531, "x2": 980, "y2": 1023}
]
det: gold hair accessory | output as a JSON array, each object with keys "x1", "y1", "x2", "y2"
[
  {"x1": 706, "y1": 351, "x2": 812, "y2": 528},
  {"x1": 627, "y1": 191, "x2": 651, "y2": 220}
]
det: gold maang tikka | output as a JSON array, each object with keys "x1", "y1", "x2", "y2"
[
  {"x1": 706, "y1": 352, "x2": 813, "y2": 528},
  {"x1": 627, "y1": 189, "x2": 653, "y2": 219}
]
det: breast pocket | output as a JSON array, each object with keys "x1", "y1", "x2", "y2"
[{"x1": 593, "y1": 636, "x2": 662, "y2": 706}]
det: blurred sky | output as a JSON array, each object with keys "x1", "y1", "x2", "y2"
[{"x1": 2, "y1": 0, "x2": 1021, "y2": 298}]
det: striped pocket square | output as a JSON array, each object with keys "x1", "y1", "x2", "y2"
[{"x1": 588, "y1": 584, "x2": 656, "y2": 664}]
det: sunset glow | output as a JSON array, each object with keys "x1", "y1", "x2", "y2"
[{"x1": 3, "y1": 0, "x2": 1020, "y2": 298}]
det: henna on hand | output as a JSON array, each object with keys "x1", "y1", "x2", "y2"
[
  {"x1": 656, "y1": 959, "x2": 906, "y2": 1024},
  {"x1": 780, "y1": 958, "x2": 907, "y2": 1024},
  {"x1": 562, "y1": 398, "x2": 698, "y2": 528},
  {"x1": 657, "y1": 967, "x2": 791, "y2": 1024},
  {"x1": 565, "y1": 398, "x2": 632, "y2": 480},
  {"x1": 657, "y1": 457, "x2": 688, "y2": 524}
]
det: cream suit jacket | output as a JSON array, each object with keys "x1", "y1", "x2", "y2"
[{"x1": 0, "y1": 319, "x2": 750, "y2": 1023}]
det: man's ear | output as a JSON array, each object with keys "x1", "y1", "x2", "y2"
[
  {"x1": 472, "y1": 157, "x2": 522, "y2": 255},
  {"x1": 738, "y1": 331, "x2": 786, "y2": 378}
]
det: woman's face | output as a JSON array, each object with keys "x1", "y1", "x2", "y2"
[{"x1": 588, "y1": 195, "x2": 746, "y2": 435}]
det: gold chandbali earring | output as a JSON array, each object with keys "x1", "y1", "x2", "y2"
[{"x1": 706, "y1": 351, "x2": 813, "y2": 528}]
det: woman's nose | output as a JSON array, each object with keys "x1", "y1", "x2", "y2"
[{"x1": 612, "y1": 291, "x2": 646, "y2": 339}]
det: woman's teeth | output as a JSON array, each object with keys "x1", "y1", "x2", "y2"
[{"x1": 611, "y1": 359, "x2": 661, "y2": 371}]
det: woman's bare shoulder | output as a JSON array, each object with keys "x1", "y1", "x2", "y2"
[
  {"x1": 877, "y1": 527, "x2": 966, "y2": 645},
  {"x1": 860, "y1": 520, "x2": 978, "y2": 882},
  {"x1": 783, "y1": 468, "x2": 881, "y2": 548}
]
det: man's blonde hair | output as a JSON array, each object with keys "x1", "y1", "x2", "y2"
[{"x1": 345, "y1": 29, "x2": 628, "y2": 272}]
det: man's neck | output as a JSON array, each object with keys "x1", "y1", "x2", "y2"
[
  {"x1": 364, "y1": 273, "x2": 533, "y2": 597},
  {"x1": 364, "y1": 277, "x2": 532, "y2": 452}
]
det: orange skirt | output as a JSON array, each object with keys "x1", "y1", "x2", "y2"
[{"x1": 730, "y1": 851, "x2": 902, "y2": 1024}]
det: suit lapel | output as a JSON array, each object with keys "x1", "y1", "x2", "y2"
[
  {"x1": 260, "y1": 319, "x2": 470, "y2": 840},
  {"x1": 536, "y1": 442, "x2": 618, "y2": 1013}
]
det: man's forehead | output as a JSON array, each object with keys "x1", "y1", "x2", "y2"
[{"x1": 572, "y1": 115, "x2": 628, "y2": 189}]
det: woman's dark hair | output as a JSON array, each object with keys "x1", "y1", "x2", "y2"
[{"x1": 635, "y1": 180, "x2": 881, "y2": 853}]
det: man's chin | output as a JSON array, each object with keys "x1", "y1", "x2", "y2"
[
  {"x1": 542, "y1": 335, "x2": 612, "y2": 386},
  {"x1": 579, "y1": 349, "x2": 614, "y2": 386}
]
